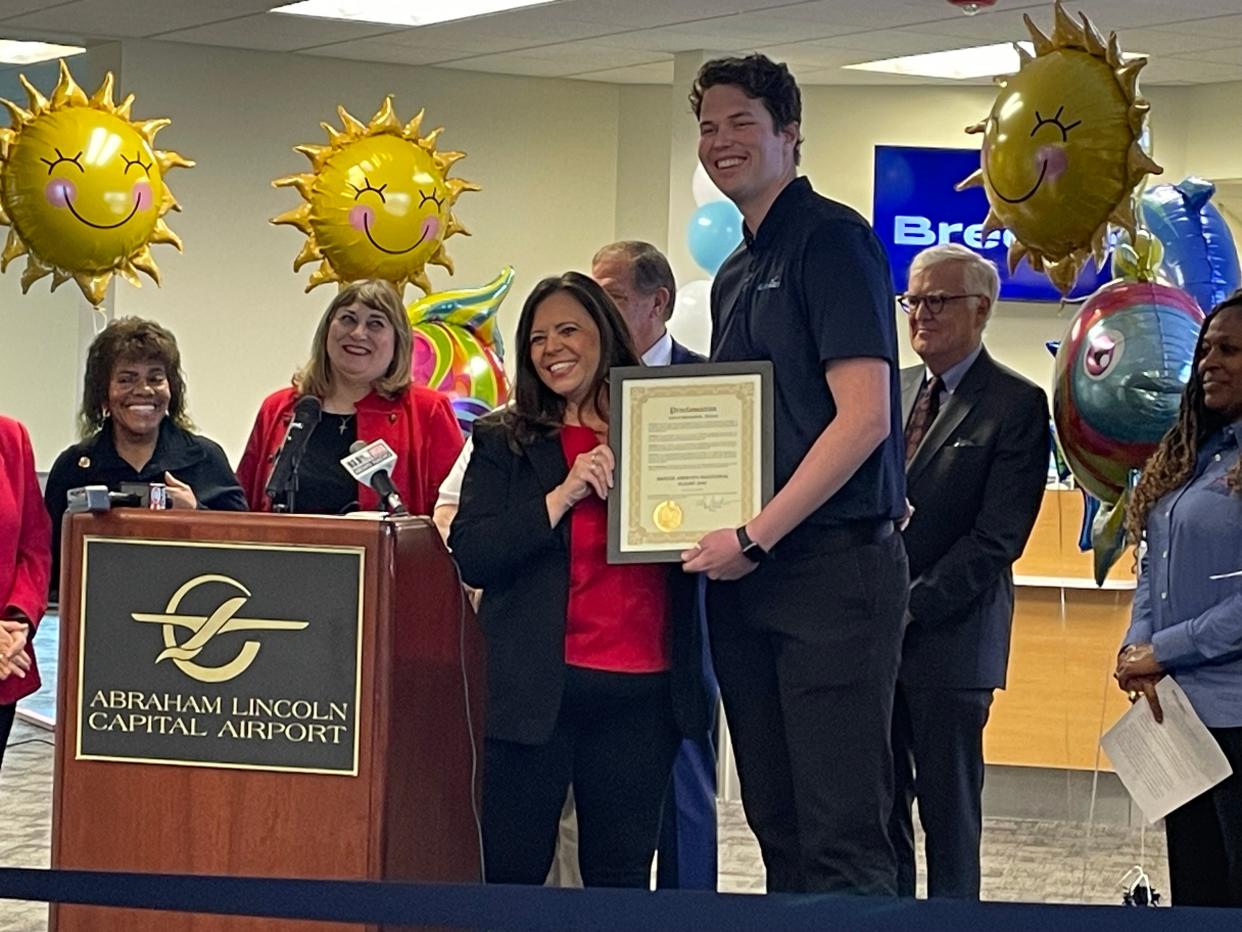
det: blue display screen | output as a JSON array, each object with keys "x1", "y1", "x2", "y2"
[{"x1": 872, "y1": 145, "x2": 1112, "y2": 302}]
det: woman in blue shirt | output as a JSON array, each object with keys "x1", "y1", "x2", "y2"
[{"x1": 1118, "y1": 290, "x2": 1242, "y2": 907}]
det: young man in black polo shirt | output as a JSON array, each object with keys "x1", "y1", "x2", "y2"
[{"x1": 681, "y1": 54, "x2": 909, "y2": 896}]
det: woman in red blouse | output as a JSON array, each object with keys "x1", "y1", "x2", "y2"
[
  {"x1": 450, "y1": 273, "x2": 707, "y2": 887},
  {"x1": 0, "y1": 414, "x2": 52, "y2": 769},
  {"x1": 237, "y1": 279, "x2": 462, "y2": 515}
]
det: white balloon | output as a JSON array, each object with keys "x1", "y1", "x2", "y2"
[
  {"x1": 692, "y1": 163, "x2": 727, "y2": 207},
  {"x1": 669, "y1": 279, "x2": 713, "y2": 356}
]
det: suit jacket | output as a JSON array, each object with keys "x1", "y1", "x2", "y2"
[
  {"x1": 670, "y1": 339, "x2": 707, "y2": 366},
  {"x1": 0, "y1": 416, "x2": 51, "y2": 706},
  {"x1": 899, "y1": 348, "x2": 1049, "y2": 689},
  {"x1": 449, "y1": 415, "x2": 709, "y2": 745}
]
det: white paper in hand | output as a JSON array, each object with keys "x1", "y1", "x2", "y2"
[{"x1": 1100, "y1": 677, "x2": 1233, "y2": 824}]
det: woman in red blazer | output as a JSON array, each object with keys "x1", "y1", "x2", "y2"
[
  {"x1": 0, "y1": 414, "x2": 52, "y2": 768},
  {"x1": 237, "y1": 279, "x2": 463, "y2": 515}
]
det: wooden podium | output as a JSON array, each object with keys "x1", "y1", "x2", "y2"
[{"x1": 50, "y1": 510, "x2": 484, "y2": 931}]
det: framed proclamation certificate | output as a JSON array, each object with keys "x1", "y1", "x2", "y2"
[{"x1": 607, "y1": 361, "x2": 774, "y2": 563}]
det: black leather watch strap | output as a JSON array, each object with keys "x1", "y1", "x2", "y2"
[{"x1": 736, "y1": 525, "x2": 768, "y2": 563}]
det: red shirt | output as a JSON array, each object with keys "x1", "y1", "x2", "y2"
[{"x1": 561, "y1": 425, "x2": 669, "y2": 673}]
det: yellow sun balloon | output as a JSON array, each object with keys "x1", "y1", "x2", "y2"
[
  {"x1": 0, "y1": 60, "x2": 192, "y2": 306},
  {"x1": 958, "y1": 2, "x2": 1161, "y2": 295},
  {"x1": 273, "y1": 98, "x2": 479, "y2": 295}
]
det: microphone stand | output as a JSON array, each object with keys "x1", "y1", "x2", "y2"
[{"x1": 271, "y1": 450, "x2": 308, "y2": 514}]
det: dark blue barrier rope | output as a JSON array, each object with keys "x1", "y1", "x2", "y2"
[{"x1": 2, "y1": 867, "x2": 1241, "y2": 930}]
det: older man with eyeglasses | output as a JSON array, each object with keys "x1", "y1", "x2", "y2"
[{"x1": 889, "y1": 242, "x2": 1050, "y2": 899}]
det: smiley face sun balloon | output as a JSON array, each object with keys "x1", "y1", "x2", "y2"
[
  {"x1": 0, "y1": 60, "x2": 193, "y2": 306},
  {"x1": 273, "y1": 97, "x2": 479, "y2": 295},
  {"x1": 957, "y1": 2, "x2": 1162, "y2": 295}
]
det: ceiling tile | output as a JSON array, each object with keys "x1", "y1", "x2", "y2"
[
  {"x1": 569, "y1": 61, "x2": 674, "y2": 83},
  {"x1": 1167, "y1": 45, "x2": 1242, "y2": 67},
  {"x1": 760, "y1": 29, "x2": 979, "y2": 64},
  {"x1": 437, "y1": 53, "x2": 580, "y2": 77},
  {"x1": 1139, "y1": 56, "x2": 1242, "y2": 84},
  {"x1": 158, "y1": 12, "x2": 406, "y2": 52},
  {"x1": 299, "y1": 37, "x2": 486, "y2": 65},
  {"x1": 1, "y1": 0, "x2": 277, "y2": 38},
  {"x1": 1076, "y1": 1, "x2": 1242, "y2": 29},
  {"x1": 1146, "y1": 13, "x2": 1242, "y2": 40},
  {"x1": 559, "y1": 0, "x2": 810, "y2": 29},
  {"x1": 0, "y1": 0, "x2": 76, "y2": 19},
  {"x1": 0, "y1": 0, "x2": 1238, "y2": 88}
]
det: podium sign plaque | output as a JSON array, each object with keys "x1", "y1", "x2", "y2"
[{"x1": 77, "y1": 537, "x2": 364, "y2": 775}]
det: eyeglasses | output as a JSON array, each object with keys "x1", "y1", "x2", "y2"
[{"x1": 897, "y1": 293, "x2": 987, "y2": 316}]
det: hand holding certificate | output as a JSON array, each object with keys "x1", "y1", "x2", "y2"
[{"x1": 607, "y1": 362, "x2": 773, "y2": 563}]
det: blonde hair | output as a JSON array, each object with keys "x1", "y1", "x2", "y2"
[{"x1": 293, "y1": 279, "x2": 413, "y2": 400}]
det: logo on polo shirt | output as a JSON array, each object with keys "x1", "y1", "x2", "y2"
[{"x1": 757, "y1": 275, "x2": 782, "y2": 291}]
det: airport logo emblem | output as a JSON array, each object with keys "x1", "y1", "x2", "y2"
[{"x1": 131, "y1": 574, "x2": 308, "y2": 684}]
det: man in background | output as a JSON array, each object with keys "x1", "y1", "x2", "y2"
[{"x1": 891, "y1": 242, "x2": 1049, "y2": 898}]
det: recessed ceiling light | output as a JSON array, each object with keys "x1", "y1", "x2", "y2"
[
  {"x1": 0, "y1": 40, "x2": 85, "y2": 65},
  {"x1": 270, "y1": 0, "x2": 560, "y2": 28},
  {"x1": 844, "y1": 41, "x2": 1143, "y2": 81}
]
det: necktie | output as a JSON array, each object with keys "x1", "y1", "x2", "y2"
[{"x1": 904, "y1": 375, "x2": 944, "y2": 464}]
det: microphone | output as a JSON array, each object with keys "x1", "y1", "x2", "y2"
[
  {"x1": 341, "y1": 439, "x2": 407, "y2": 516},
  {"x1": 265, "y1": 395, "x2": 322, "y2": 510},
  {"x1": 66, "y1": 485, "x2": 143, "y2": 513}
]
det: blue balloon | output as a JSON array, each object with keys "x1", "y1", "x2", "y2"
[
  {"x1": 687, "y1": 200, "x2": 743, "y2": 275},
  {"x1": 1141, "y1": 177, "x2": 1241, "y2": 313}
]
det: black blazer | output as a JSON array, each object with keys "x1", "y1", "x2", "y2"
[
  {"x1": 449, "y1": 415, "x2": 709, "y2": 745},
  {"x1": 44, "y1": 419, "x2": 247, "y2": 600},
  {"x1": 670, "y1": 339, "x2": 707, "y2": 366},
  {"x1": 899, "y1": 348, "x2": 1050, "y2": 689}
]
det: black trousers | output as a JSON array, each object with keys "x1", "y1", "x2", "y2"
[
  {"x1": 1166, "y1": 725, "x2": 1242, "y2": 907},
  {"x1": 482, "y1": 665, "x2": 680, "y2": 888},
  {"x1": 888, "y1": 683, "x2": 994, "y2": 898},
  {"x1": 0, "y1": 702, "x2": 14, "y2": 771},
  {"x1": 707, "y1": 528, "x2": 909, "y2": 895}
]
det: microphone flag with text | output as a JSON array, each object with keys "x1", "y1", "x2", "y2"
[{"x1": 341, "y1": 439, "x2": 407, "y2": 516}]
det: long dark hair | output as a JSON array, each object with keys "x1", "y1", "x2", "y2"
[
  {"x1": 1128, "y1": 291, "x2": 1242, "y2": 542},
  {"x1": 502, "y1": 272, "x2": 640, "y2": 447}
]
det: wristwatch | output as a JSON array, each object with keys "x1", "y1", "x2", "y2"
[{"x1": 736, "y1": 525, "x2": 769, "y2": 563}]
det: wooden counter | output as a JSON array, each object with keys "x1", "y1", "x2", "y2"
[{"x1": 983, "y1": 489, "x2": 1135, "y2": 771}]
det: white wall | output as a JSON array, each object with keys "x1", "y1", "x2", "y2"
[
  {"x1": 614, "y1": 84, "x2": 670, "y2": 252},
  {"x1": 0, "y1": 47, "x2": 124, "y2": 468}
]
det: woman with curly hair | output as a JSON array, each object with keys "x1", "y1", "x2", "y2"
[
  {"x1": 1117, "y1": 289, "x2": 1242, "y2": 907},
  {"x1": 44, "y1": 317, "x2": 246, "y2": 598}
]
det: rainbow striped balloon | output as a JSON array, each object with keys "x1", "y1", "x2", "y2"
[
  {"x1": 1053, "y1": 279, "x2": 1203, "y2": 502},
  {"x1": 408, "y1": 267, "x2": 513, "y2": 435}
]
